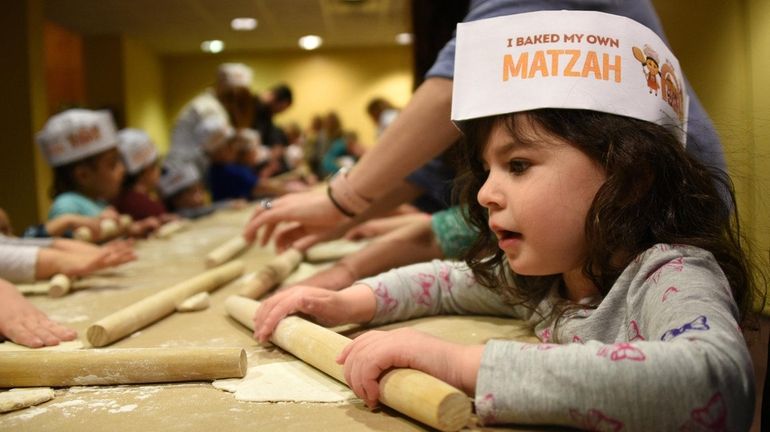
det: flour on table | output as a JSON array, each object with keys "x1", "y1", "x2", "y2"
[
  {"x1": 213, "y1": 360, "x2": 355, "y2": 403},
  {"x1": 0, "y1": 340, "x2": 83, "y2": 351}
]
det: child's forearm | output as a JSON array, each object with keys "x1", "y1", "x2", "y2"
[
  {"x1": 456, "y1": 344, "x2": 484, "y2": 395},
  {"x1": 51, "y1": 238, "x2": 99, "y2": 254},
  {"x1": 338, "y1": 283, "x2": 378, "y2": 324},
  {"x1": 35, "y1": 248, "x2": 65, "y2": 279}
]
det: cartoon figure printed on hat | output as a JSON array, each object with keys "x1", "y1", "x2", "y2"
[
  {"x1": 250, "y1": 11, "x2": 764, "y2": 430},
  {"x1": 633, "y1": 44, "x2": 686, "y2": 121}
]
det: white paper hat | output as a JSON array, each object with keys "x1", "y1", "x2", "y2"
[
  {"x1": 233, "y1": 128, "x2": 261, "y2": 152},
  {"x1": 158, "y1": 163, "x2": 200, "y2": 198},
  {"x1": 36, "y1": 109, "x2": 119, "y2": 166},
  {"x1": 217, "y1": 63, "x2": 253, "y2": 89},
  {"x1": 452, "y1": 11, "x2": 688, "y2": 143},
  {"x1": 197, "y1": 116, "x2": 235, "y2": 153},
  {"x1": 117, "y1": 128, "x2": 158, "y2": 175}
]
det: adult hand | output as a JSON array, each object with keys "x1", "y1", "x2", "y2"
[
  {"x1": 336, "y1": 328, "x2": 482, "y2": 408},
  {"x1": 252, "y1": 284, "x2": 376, "y2": 343},
  {"x1": 243, "y1": 189, "x2": 348, "y2": 251},
  {"x1": 0, "y1": 280, "x2": 77, "y2": 347},
  {"x1": 344, "y1": 213, "x2": 430, "y2": 241}
]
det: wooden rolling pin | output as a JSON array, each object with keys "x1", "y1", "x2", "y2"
[
  {"x1": 47, "y1": 274, "x2": 73, "y2": 298},
  {"x1": 0, "y1": 347, "x2": 246, "y2": 387},
  {"x1": 87, "y1": 260, "x2": 245, "y2": 347},
  {"x1": 73, "y1": 218, "x2": 120, "y2": 243},
  {"x1": 239, "y1": 248, "x2": 303, "y2": 299},
  {"x1": 155, "y1": 219, "x2": 188, "y2": 238},
  {"x1": 225, "y1": 296, "x2": 470, "y2": 432},
  {"x1": 205, "y1": 236, "x2": 249, "y2": 268},
  {"x1": 16, "y1": 274, "x2": 72, "y2": 297}
]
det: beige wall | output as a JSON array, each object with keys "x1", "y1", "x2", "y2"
[
  {"x1": 654, "y1": 0, "x2": 769, "y2": 311},
  {"x1": 123, "y1": 37, "x2": 169, "y2": 153},
  {"x1": 747, "y1": 0, "x2": 770, "y2": 299},
  {"x1": 163, "y1": 46, "x2": 413, "y2": 149}
]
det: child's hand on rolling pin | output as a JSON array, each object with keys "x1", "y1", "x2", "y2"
[
  {"x1": 252, "y1": 284, "x2": 377, "y2": 343},
  {"x1": 336, "y1": 328, "x2": 484, "y2": 408}
]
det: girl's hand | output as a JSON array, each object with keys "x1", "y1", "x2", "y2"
[
  {"x1": 252, "y1": 284, "x2": 376, "y2": 343},
  {"x1": 336, "y1": 328, "x2": 484, "y2": 408},
  {"x1": 0, "y1": 280, "x2": 77, "y2": 347}
]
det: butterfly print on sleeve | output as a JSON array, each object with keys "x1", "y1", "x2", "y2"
[
  {"x1": 662, "y1": 286, "x2": 680, "y2": 302},
  {"x1": 628, "y1": 320, "x2": 645, "y2": 341},
  {"x1": 410, "y1": 273, "x2": 436, "y2": 307},
  {"x1": 661, "y1": 315, "x2": 710, "y2": 341},
  {"x1": 647, "y1": 256, "x2": 685, "y2": 284},
  {"x1": 678, "y1": 392, "x2": 727, "y2": 432},
  {"x1": 597, "y1": 343, "x2": 646, "y2": 362},
  {"x1": 569, "y1": 408, "x2": 625, "y2": 431},
  {"x1": 373, "y1": 282, "x2": 398, "y2": 314}
]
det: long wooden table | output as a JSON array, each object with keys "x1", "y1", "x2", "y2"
[{"x1": 0, "y1": 205, "x2": 542, "y2": 432}]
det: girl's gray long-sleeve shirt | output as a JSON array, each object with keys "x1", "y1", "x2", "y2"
[{"x1": 358, "y1": 244, "x2": 754, "y2": 431}]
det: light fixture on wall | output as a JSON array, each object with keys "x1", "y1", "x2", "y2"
[
  {"x1": 395, "y1": 32, "x2": 413, "y2": 45},
  {"x1": 298, "y1": 35, "x2": 323, "y2": 50},
  {"x1": 201, "y1": 40, "x2": 225, "y2": 53},
  {"x1": 231, "y1": 17, "x2": 258, "y2": 31}
]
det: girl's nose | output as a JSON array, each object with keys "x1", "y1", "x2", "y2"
[{"x1": 477, "y1": 174, "x2": 503, "y2": 210}]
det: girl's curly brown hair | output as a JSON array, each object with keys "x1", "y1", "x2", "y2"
[{"x1": 454, "y1": 109, "x2": 763, "y2": 325}]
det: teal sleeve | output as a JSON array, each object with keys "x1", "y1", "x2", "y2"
[{"x1": 430, "y1": 206, "x2": 478, "y2": 259}]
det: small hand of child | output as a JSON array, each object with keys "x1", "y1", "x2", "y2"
[
  {"x1": 0, "y1": 280, "x2": 77, "y2": 347},
  {"x1": 252, "y1": 284, "x2": 376, "y2": 343},
  {"x1": 71, "y1": 243, "x2": 137, "y2": 276},
  {"x1": 253, "y1": 286, "x2": 352, "y2": 343},
  {"x1": 99, "y1": 207, "x2": 120, "y2": 221},
  {"x1": 128, "y1": 217, "x2": 161, "y2": 238},
  {"x1": 336, "y1": 328, "x2": 483, "y2": 408}
]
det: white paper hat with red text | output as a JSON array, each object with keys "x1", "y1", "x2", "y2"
[
  {"x1": 451, "y1": 10, "x2": 688, "y2": 143},
  {"x1": 37, "y1": 109, "x2": 119, "y2": 166},
  {"x1": 117, "y1": 128, "x2": 158, "y2": 175},
  {"x1": 158, "y1": 162, "x2": 201, "y2": 198}
]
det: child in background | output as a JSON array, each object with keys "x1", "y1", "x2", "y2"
[
  {"x1": 206, "y1": 121, "x2": 307, "y2": 202},
  {"x1": 114, "y1": 128, "x2": 167, "y2": 223},
  {"x1": 37, "y1": 109, "x2": 124, "y2": 222},
  {"x1": 252, "y1": 11, "x2": 762, "y2": 430},
  {"x1": 159, "y1": 162, "x2": 244, "y2": 220}
]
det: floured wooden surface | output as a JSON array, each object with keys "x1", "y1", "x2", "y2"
[{"x1": 0, "y1": 205, "x2": 545, "y2": 431}]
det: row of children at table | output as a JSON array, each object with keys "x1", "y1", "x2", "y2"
[{"x1": 0, "y1": 108, "x2": 268, "y2": 348}]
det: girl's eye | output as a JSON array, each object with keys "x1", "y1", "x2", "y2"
[{"x1": 508, "y1": 159, "x2": 530, "y2": 175}]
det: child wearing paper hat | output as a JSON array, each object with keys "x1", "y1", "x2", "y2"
[
  {"x1": 158, "y1": 162, "x2": 241, "y2": 219},
  {"x1": 250, "y1": 11, "x2": 760, "y2": 430},
  {"x1": 114, "y1": 128, "x2": 167, "y2": 221},
  {"x1": 37, "y1": 109, "x2": 125, "y2": 224}
]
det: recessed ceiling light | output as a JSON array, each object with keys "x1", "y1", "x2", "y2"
[
  {"x1": 395, "y1": 32, "x2": 413, "y2": 45},
  {"x1": 231, "y1": 17, "x2": 258, "y2": 31},
  {"x1": 201, "y1": 40, "x2": 225, "y2": 53},
  {"x1": 298, "y1": 35, "x2": 323, "y2": 50}
]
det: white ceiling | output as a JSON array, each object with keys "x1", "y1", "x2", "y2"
[{"x1": 44, "y1": 0, "x2": 412, "y2": 54}]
